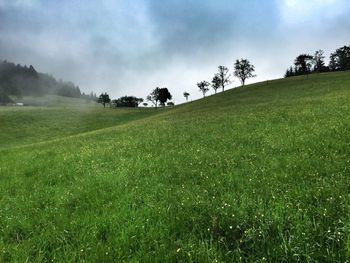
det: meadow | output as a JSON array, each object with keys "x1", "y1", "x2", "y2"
[
  {"x1": 0, "y1": 96, "x2": 160, "y2": 149},
  {"x1": 1, "y1": 71, "x2": 350, "y2": 262}
]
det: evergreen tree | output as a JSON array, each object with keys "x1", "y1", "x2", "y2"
[{"x1": 313, "y1": 50, "x2": 326, "y2": 72}]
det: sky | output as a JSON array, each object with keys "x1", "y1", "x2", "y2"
[{"x1": 0, "y1": 0, "x2": 349, "y2": 103}]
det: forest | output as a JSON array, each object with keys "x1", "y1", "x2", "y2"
[{"x1": 0, "y1": 60, "x2": 96, "y2": 104}]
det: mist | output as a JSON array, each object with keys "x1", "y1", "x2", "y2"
[{"x1": 0, "y1": 0, "x2": 349, "y2": 103}]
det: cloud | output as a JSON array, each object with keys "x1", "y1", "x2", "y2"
[
  {"x1": 145, "y1": 0, "x2": 278, "y2": 57},
  {"x1": 0, "y1": 0, "x2": 349, "y2": 103},
  {"x1": 279, "y1": 0, "x2": 350, "y2": 26}
]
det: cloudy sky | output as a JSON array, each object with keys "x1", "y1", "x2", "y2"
[{"x1": 0, "y1": 0, "x2": 349, "y2": 103}]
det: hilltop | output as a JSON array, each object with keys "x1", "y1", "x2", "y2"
[{"x1": 1, "y1": 71, "x2": 350, "y2": 262}]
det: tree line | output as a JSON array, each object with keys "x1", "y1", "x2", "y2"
[
  {"x1": 99, "y1": 58, "x2": 256, "y2": 108},
  {"x1": 97, "y1": 94, "x2": 144, "y2": 108},
  {"x1": 98, "y1": 87, "x2": 173, "y2": 109},
  {"x1": 184, "y1": 58, "x2": 256, "y2": 100},
  {"x1": 285, "y1": 45, "x2": 350, "y2": 77},
  {"x1": 5, "y1": 44, "x2": 348, "y2": 107},
  {"x1": 95, "y1": 43, "x2": 350, "y2": 108},
  {"x1": 0, "y1": 60, "x2": 97, "y2": 103}
]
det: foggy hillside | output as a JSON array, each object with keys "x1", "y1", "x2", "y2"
[{"x1": 0, "y1": 60, "x2": 96, "y2": 103}]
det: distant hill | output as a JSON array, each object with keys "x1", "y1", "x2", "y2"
[{"x1": 0, "y1": 60, "x2": 97, "y2": 103}]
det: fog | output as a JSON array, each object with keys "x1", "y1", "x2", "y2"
[{"x1": 0, "y1": 0, "x2": 349, "y2": 103}]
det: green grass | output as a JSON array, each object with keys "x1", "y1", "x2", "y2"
[
  {"x1": 0, "y1": 100, "x2": 161, "y2": 149},
  {"x1": 1, "y1": 71, "x2": 350, "y2": 262},
  {"x1": 11, "y1": 95, "x2": 96, "y2": 107}
]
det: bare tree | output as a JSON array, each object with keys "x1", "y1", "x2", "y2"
[{"x1": 216, "y1": 66, "x2": 231, "y2": 92}]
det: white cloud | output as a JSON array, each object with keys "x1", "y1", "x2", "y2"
[{"x1": 279, "y1": 0, "x2": 349, "y2": 25}]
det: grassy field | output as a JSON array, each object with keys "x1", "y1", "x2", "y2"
[
  {"x1": 1, "y1": 71, "x2": 350, "y2": 262},
  {"x1": 0, "y1": 98, "x2": 160, "y2": 149}
]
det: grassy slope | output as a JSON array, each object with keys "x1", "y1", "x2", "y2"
[
  {"x1": 1, "y1": 71, "x2": 350, "y2": 262},
  {"x1": 12, "y1": 95, "x2": 97, "y2": 107},
  {"x1": 0, "y1": 98, "x2": 160, "y2": 149}
]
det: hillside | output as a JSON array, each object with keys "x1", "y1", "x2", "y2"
[
  {"x1": 0, "y1": 98, "x2": 161, "y2": 149},
  {"x1": 0, "y1": 60, "x2": 96, "y2": 103},
  {"x1": 1, "y1": 71, "x2": 350, "y2": 262}
]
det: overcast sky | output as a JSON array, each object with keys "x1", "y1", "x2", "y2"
[{"x1": 0, "y1": 0, "x2": 349, "y2": 103}]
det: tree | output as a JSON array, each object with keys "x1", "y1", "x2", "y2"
[
  {"x1": 147, "y1": 87, "x2": 160, "y2": 108},
  {"x1": 112, "y1": 96, "x2": 143, "y2": 108},
  {"x1": 211, "y1": 75, "x2": 221, "y2": 94},
  {"x1": 147, "y1": 87, "x2": 172, "y2": 108},
  {"x1": 158, "y1": 88, "x2": 172, "y2": 106},
  {"x1": 329, "y1": 45, "x2": 350, "y2": 71},
  {"x1": 216, "y1": 66, "x2": 231, "y2": 92},
  {"x1": 233, "y1": 59, "x2": 256, "y2": 86},
  {"x1": 98, "y1": 92, "x2": 111, "y2": 108},
  {"x1": 329, "y1": 53, "x2": 337, "y2": 71},
  {"x1": 313, "y1": 50, "x2": 326, "y2": 72},
  {"x1": 0, "y1": 89, "x2": 13, "y2": 104},
  {"x1": 0, "y1": 60, "x2": 90, "y2": 100},
  {"x1": 284, "y1": 66, "x2": 295, "y2": 78},
  {"x1": 197, "y1": 81, "x2": 210, "y2": 97},
  {"x1": 135, "y1": 97, "x2": 144, "y2": 107},
  {"x1": 183, "y1": 91, "x2": 190, "y2": 102},
  {"x1": 294, "y1": 54, "x2": 313, "y2": 75}
]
